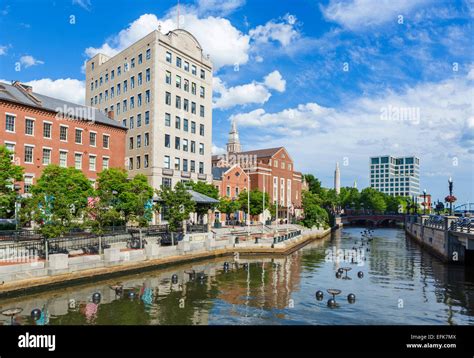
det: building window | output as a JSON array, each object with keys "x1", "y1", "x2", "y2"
[
  {"x1": 103, "y1": 135, "x2": 110, "y2": 149},
  {"x1": 24, "y1": 146, "x2": 33, "y2": 164},
  {"x1": 131, "y1": 58, "x2": 135, "y2": 68},
  {"x1": 145, "y1": 90, "x2": 150, "y2": 103},
  {"x1": 199, "y1": 124, "x2": 204, "y2": 136},
  {"x1": 137, "y1": 135, "x2": 142, "y2": 148},
  {"x1": 130, "y1": 96, "x2": 134, "y2": 109},
  {"x1": 25, "y1": 118, "x2": 34, "y2": 135},
  {"x1": 226, "y1": 186, "x2": 231, "y2": 197},
  {"x1": 184, "y1": 61, "x2": 189, "y2": 71},
  {"x1": 200, "y1": 86, "x2": 205, "y2": 98},
  {"x1": 138, "y1": 72, "x2": 142, "y2": 85},
  {"x1": 191, "y1": 64, "x2": 197, "y2": 75},
  {"x1": 174, "y1": 157, "x2": 180, "y2": 170},
  {"x1": 90, "y1": 132, "x2": 97, "y2": 147},
  {"x1": 138, "y1": 53, "x2": 143, "y2": 64},
  {"x1": 175, "y1": 116, "x2": 181, "y2": 129},
  {"x1": 103, "y1": 157, "x2": 109, "y2": 170},
  {"x1": 176, "y1": 57, "x2": 182, "y2": 68},
  {"x1": 43, "y1": 122, "x2": 52, "y2": 139},
  {"x1": 137, "y1": 113, "x2": 142, "y2": 127},
  {"x1": 145, "y1": 111, "x2": 150, "y2": 125},
  {"x1": 176, "y1": 96, "x2": 181, "y2": 109},
  {"x1": 183, "y1": 118, "x2": 189, "y2": 132},
  {"x1": 42, "y1": 148, "x2": 51, "y2": 165},
  {"x1": 75, "y1": 129, "x2": 83, "y2": 144},
  {"x1": 192, "y1": 82, "x2": 196, "y2": 95},
  {"x1": 144, "y1": 133, "x2": 149, "y2": 146},
  {"x1": 129, "y1": 137, "x2": 134, "y2": 150},
  {"x1": 24, "y1": 175, "x2": 33, "y2": 193},
  {"x1": 183, "y1": 139, "x2": 188, "y2": 152},
  {"x1": 165, "y1": 113, "x2": 171, "y2": 126},
  {"x1": 184, "y1": 79, "x2": 189, "y2": 92},
  {"x1": 89, "y1": 155, "x2": 96, "y2": 171},
  {"x1": 200, "y1": 69, "x2": 205, "y2": 80},
  {"x1": 166, "y1": 51, "x2": 172, "y2": 63},
  {"x1": 190, "y1": 160, "x2": 195, "y2": 172},
  {"x1": 146, "y1": 68, "x2": 150, "y2": 82},
  {"x1": 144, "y1": 154, "x2": 149, "y2": 168},
  {"x1": 184, "y1": 99, "x2": 189, "y2": 112},
  {"x1": 163, "y1": 177, "x2": 172, "y2": 188},
  {"x1": 200, "y1": 105, "x2": 205, "y2": 117},
  {"x1": 183, "y1": 159, "x2": 188, "y2": 172},
  {"x1": 75, "y1": 153, "x2": 82, "y2": 169},
  {"x1": 129, "y1": 157, "x2": 133, "y2": 170},
  {"x1": 191, "y1": 121, "x2": 196, "y2": 134},
  {"x1": 176, "y1": 75, "x2": 181, "y2": 88},
  {"x1": 191, "y1": 102, "x2": 196, "y2": 114},
  {"x1": 59, "y1": 151, "x2": 68, "y2": 167},
  {"x1": 199, "y1": 143, "x2": 204, "y2": 155},
  {"x1": 164, "y1": 155, "x2": 170, "y2": 169},
  {"x1": 146, "y1": 48, "x2": 151, "y2": 60},
  {"x1": 191, "y1": 141, "x2": 196, "y2": 153},
  {"x1": 117, "y1": 66, "x2": 121, "y2": 76},
  {"x1": 136, "y1": 156, "x2": 141, "y2": 169},
  {"x1": 199, "y1": 162, "x2": 204, "y2": 174},
  {"x1": 130, "y1": 116, "x2": 134, "y2": 129},
  {"x1": 166, "y1": 71, "x2": 171, "y2": 84},
  {"x1": 175, "y1": 136, "x2": 180, "y2": 150}
]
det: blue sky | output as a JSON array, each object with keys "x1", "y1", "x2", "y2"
[{"x1": 0, "y1": 0, "x2": 473, "y2": 205}]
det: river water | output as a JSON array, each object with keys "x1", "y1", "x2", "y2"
[{"x1": 1, "y1": 227, "x2": 473, "y2": 325}]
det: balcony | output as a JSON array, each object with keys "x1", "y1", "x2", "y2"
[
  {"x1": 197, "y1": 173, "x2": 207, "y2": 180},
  {"x1": 162, "y1": 168, "x2": 174, "y2": 176}
]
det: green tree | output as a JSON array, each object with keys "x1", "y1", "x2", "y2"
[
  {"x1": 157, "y1": 182, "x2": 195, "y2": 232},
  {"x1": 339, "y1": 187, "x2": 360, "y2": 209},
  {"x1": 300, "y1": 191, "x2": 329, "y2": 229},
  {"x1": 0, "y1": 145, "x2": 24, "y2": 218},
  {"x1": 188, "y1": 180, "x2": 219, "y2": 200},
  {"x1": 237, "y1": 189, "x2": 271, "y2": 219},
  {"x1": 21, "y1": 165, "x2": 93, "y2": 238},
  {"x1": 119, "y1": 174, "x2": 154, "y2": 227},
  {"x1": 218, "y1": 197, "x2": 241, "y2": 221},
  {"x1": 360, "y1": 187, "x2": 387, "y2": 213},
  {"x1": 304, "y1": 174, "x2": 323, "y2": 195}
]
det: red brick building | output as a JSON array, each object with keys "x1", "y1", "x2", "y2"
[
  {"x1": 212, "y1": 164, "x2": 249, "y2": 222},
  {"x1": 0, "y1": 81, "x2": 126, "y2": 193},
  {"x1": 212, "y1": 122, "x2": 303, "y2": 222}
]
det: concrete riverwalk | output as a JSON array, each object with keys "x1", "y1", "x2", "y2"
[{"x1": 0, "y1": 225, "x2": 332, "y2": 297}]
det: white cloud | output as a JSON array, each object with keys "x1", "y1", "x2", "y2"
[
  {"x1": 213, "y1": 77, "x2": 270, "y2": 110},
  {"x1": 249, "y1": 13, "x2": 299, "y2": 47},
  {"x1": 19, "y1": 55, "x2": 44, "y2": 68},
  {"x1": 264, "y1": 70, "x2": 286, "y2": 92},
  {"x1": 212, "y1": 144, "x2": 226, "y2": 155},
  {"x1": 85, "y1": 13, "x2": 250, "y2": 70},
  {"x1": 321, "y1": 0, "x2": 431, "y2": 30},
  {"x1": 24, "y1": 78, "x2": 86, "y2": 104},
  {"x1": 72, "y1": 0, "x2": 91, "y2": 11},
  {"x1": 231, "y1": 74, "x2": 473, "y2": 197},
  {"x1": 213, "y1": 70, "x2": 286, "y2": 109}
]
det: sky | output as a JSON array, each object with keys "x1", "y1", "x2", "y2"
[{"x1": 0, "y1": 0, "x2": 473, "y2": 205}]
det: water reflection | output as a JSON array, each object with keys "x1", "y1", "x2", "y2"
[{"x1": 0, "y1": 227, "x2": 472, "y2": 325}]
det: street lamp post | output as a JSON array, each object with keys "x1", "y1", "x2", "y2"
[
  {"x1": 423, "y1": 189, "x2": 427, "y2": 215},
  {"x1": 448, "y1": 177, "x2": 453, "y2": 216}
]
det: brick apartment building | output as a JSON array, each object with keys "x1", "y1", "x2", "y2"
[
  {"x1": 212, "y1": 121, "x2": 304, "y2": 222},
  {"x1": 0, "y1": 81, "x2": 126, "y2": 193}
]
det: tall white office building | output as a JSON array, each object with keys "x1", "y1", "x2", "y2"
[
  {"x1": 369, "y1": 155, "x2": 420, "y2": 197},
  {"x1": 85, "y1": 29, "x2": 213, "y2": 189}
]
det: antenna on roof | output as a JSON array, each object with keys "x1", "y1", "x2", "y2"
[{"x1": 177, "y1": 0, "x2": 180, "y2": 29}]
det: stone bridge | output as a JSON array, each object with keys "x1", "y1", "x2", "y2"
[{"x1": 341, "y1": 214, "x2": 405, "y2": 226}]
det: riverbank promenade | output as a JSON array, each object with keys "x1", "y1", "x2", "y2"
[{"x1": 0, "y1": 224, "x2": 332, "y2": 297}]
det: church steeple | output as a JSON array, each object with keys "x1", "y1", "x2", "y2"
[
  {"x1": 334, "y1": 162, "x2": 341, "y2": 195},
  {"x1": 227, "y1": 119, "x2": 241, "y2": 153}
]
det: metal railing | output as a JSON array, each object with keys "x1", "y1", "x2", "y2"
[{"x1": 449, "y1": 221, "x2": 472, "y2": 233}]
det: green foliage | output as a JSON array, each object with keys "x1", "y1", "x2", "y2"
[
  {"x1": 237, "y1": 189, "x2": 271, "y2": 217},
  {"x1": 0, "y1": 145, "x2": 24, "y2": 218},
  {"x1": 218, "y1": 197, "x2": 241, "y2": 216},
  {"x1": 339, "y1": 187, "x2": 361, "y2": 209},
  {"x1": 304, "y1": 174, "x2": 322, "y2": 195},
  {"x1": 360, "y1": 187, "x2": 387, "y2": 213},
  {"x1": 188, "y1": 180, "x2": 219, "y2": 200},
  {"x1": 119, "y1": 174, "x2": 154, "y2": 227},
  {"x1": 157, "y1": 182, "x2": 195, "y2": 232},
  {"x1": 21, "y1": 165, "x2": 93, "y2": 238},
  {"x1": 300, "y1": 191, "x2": 329, "y2": 229}
]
